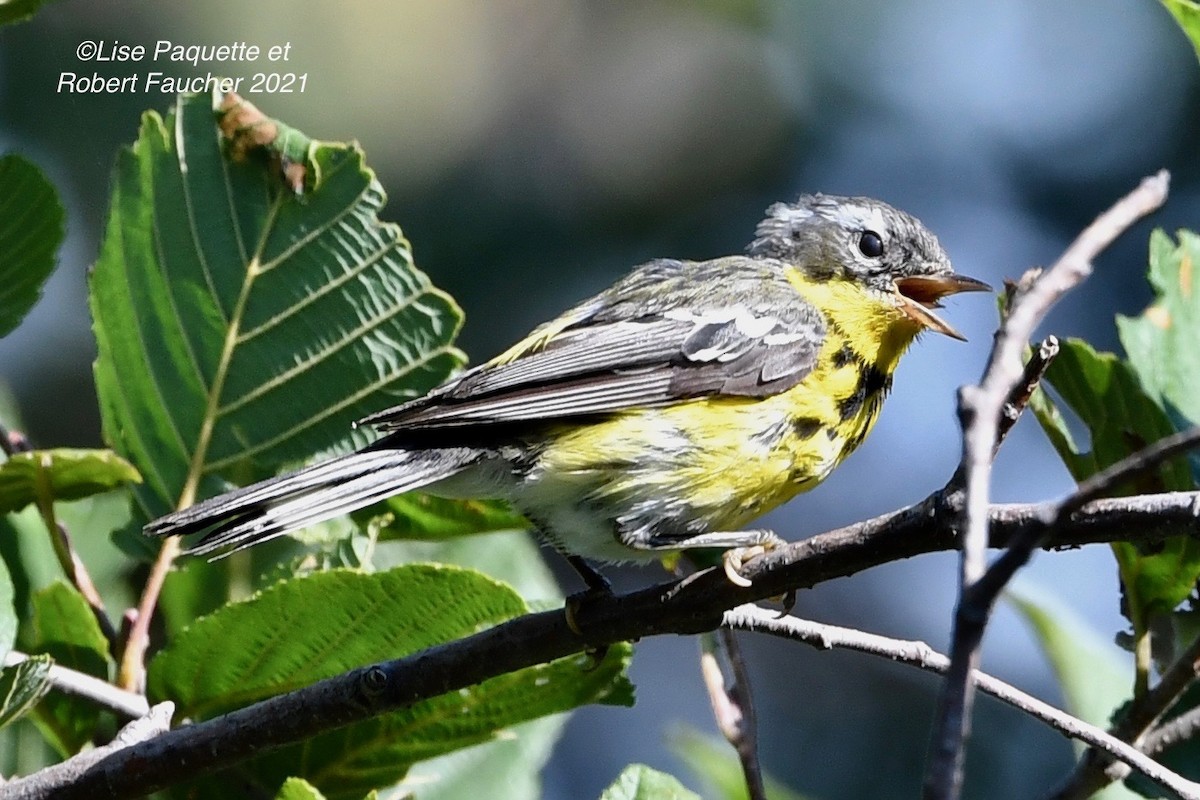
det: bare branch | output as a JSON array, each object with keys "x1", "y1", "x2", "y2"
[
  {"x1": 723, "y1": 606, "x2": 1200, "y2": 800},
  {"x1": 1053, "y1": 628, "x2": 1200, "y2": 798},
  {"x1": 698, "y1": 631, "x2": 767, "y2": 800},
  {"x1": 996, "y1": 335, "x2": 1059, "y2": 455},
  {"x1": 1145, "y1": 707, "x2": 1200, "y2": 758},
  {"x1": 117, "y1": 536, "x2": 181, "y2": 692},
  {"x1": 926, "y1": 170, "x2": 1171, "y2": 800},
  {"x1": 0, "y1": 703, "x2": 173, "y2": 800},
  {"x1": 3, "y1": 652, "x2": 148, "y2": 720}
]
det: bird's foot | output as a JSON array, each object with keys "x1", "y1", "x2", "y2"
[{"x1": 721, "y1": 530, "x2": 786, "y2": 587}]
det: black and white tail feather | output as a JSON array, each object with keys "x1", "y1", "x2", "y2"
[{"x1": 145, "y1": 447, "x2": 480, "y2": 557}]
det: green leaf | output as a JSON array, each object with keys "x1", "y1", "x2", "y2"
[
  {"x1": 670, "y1": 727, "x2": 810, "y2": 800},
  {"x1": 1007, "y1": 586, "x2": 1131, "y2": 736},
  {"x1": 0, "y1": 542, "x2": 15, "y2": 657},
  {"x1": 1161, "y1": 0, "x2": 1200, "y2": 64},
  {"x1": 0, "y1": 655, "x2": 53, "y2": 730},
  {"x1": 150, "y1": 565, "x2": 632, "y2": 800},
  {"x1": 90, "y1": 90, "x2": 464, "y2": 524},
  {"x1": 147, "y1": 565, "x2": 526, "y2": 717},
  {"x1": 1117, "y1": 230, "x2": 1200, "y2": 429},
  {"x1": 22, "y1": 582, "x2": 110, "y2": 756},
  {"x1": 0, "y1": 449, "x2": 141, "y2": 514},
  {"x1": 1008, "y1": 587, "x2": 1142, "y2": 800},
  {"x1": 373, "y1": 530, "x2": 569, "y2": 799},
  {"x1": 403, "y1": 715, "x2": 566, "y2": 800},
  {"x1": 363, "y1": 494, "x2": 528, "y2": 542},
  {"x1": 598, "y1": 764, "x2": 701, "y2": 800},
  {"x1": 0, "y1": 154, "x2": 64, "y2": 336},
  {"x1": 1031, "y1": 338, "x2": 1197, "y2": 618},
  {"x1": 275, "y1": 777, "x2": 328, "y2": 800}
]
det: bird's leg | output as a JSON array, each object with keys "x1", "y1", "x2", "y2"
[
  {"x1": 563, "y1": 555, "x2": 612, "y2": 639},
  {"x1": 621, "y1": 528, "x2": 786, "y2": 588},
  {"x1": 566, "y1": 555, "x2": 612, "y2": 594}
]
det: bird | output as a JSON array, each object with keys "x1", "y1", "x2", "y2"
[{"x1": 145, "y1": 194, "x2": 990, "y2": 591}]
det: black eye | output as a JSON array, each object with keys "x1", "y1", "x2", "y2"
[{"x1": 858, "y1": 230, "x2": 884, "y2": 258}]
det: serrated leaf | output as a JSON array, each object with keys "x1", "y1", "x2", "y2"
[
  {"x1": 147, "y1": 565, "x2": 526, "y2": 717},
  {"x1": 670, "y1": 727, "x2": 810, "y2": 800},
  {"x1": 1161, "y1": 0, "x2": 1200, "y2": 64},
  {"x1": 362, "y1": 494, "x2": 528, "y2": 543},
  {"x1": 150, "y1": 565, "x2": 633, "y2": 800},
  {"x1": 1031, "y1": 338, "x2": 1197, "y2": 618},
  {"x1": 599, "y1": 764, "x2": 701, "y2": 800},
  {"x1": 23, "y1": 582, "x2": 110, "y2": 755},
  {"x1": 275, "y1": 777, "x2": 328, "y2": 800},
  {"x1": 244, "y1": 643, "x2": 631, "y2": 800},
  {"x1": 0, "y1": 154, "x2": 63, "y2": 336},
  {"x1": 371, "y1": 529, "x2": 568, "y2": 800},
  {"x1": 0, "y1": 448, "x2": 141, "y2": 514},
  {"x1": 90, "y1": 90, "x2": 464, "y2": 525},
  {"x1": 0, "y1": 655, "x2": 53, "y2": 730}
]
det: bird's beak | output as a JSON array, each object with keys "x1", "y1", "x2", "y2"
[{"x1": 894, "y1": 274, "x2": 992, "y2": 341}]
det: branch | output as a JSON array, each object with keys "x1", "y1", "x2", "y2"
[
  {"x1": 698, "y1": 631, "x2": 766, "y2": 800},
  {"x1": 722, "y1": 606, "x2": 1200, "y2": 800},
  {"x1": 3, "y1": 652, "x2": 148, "y2": 720},
  {"x1": 8, "y1": 488, "x2": 1200, "y2": 800},
  {"x1": 925, "y1": 170, "x2": 1171, "y2": 800},
  {"x1": 1144, "y1": 707, "x2": 1200, "y2": 758},
  {"x1": 0, "y1": 703, "x2": 173, "y2": 800},
  {"x1": 1053, "y1": 626, "x2": 1200, "y2": 798}
]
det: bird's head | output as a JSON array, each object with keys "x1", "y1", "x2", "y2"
[{"x1": 748, "y1": 194, "x2": 991, "y2": 340}]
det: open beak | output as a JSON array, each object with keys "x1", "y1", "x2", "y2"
[{"x1": 894, "y1": 274, "x2": 992, "y2": 341}]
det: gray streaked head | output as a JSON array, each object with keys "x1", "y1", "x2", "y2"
[
  {"x1": 747, "y1": 193, "x2": 955, "y2": 292},
  {"x1": 748, "y1": 194, "x2": 990, "y2": 339}
]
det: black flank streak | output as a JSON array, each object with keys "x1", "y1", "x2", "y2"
[
  {"x1": 837, "y1": 362, "x2": 892, "y2": 423},
  {"x1": 831, "y1": 342, "x2": 855, "y2": 368},
  {"x1": 792, "y1": 417, "x2": 823, "y2": 440}
]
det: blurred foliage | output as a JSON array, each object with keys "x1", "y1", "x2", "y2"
[
  {"x1": 598, "y1": 763, "x2": 701, "y2": 800},
  {"x1": 671, "y1": 726, "x2": 810, "y2": 800},
  {"x1": 0, "y1": 449, "x2": 139, "y2": 514},
  {"x1": 1160, "y1": 0, "x2": 1200, "y2": 63}
]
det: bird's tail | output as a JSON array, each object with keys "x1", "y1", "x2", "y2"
[{"x1": 144, "y1": 446, "x2": 480, "y2": 557}]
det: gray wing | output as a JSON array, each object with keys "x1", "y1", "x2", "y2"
[{"x1": 361, "y1": 258, "x2": 826, "y2": 432}]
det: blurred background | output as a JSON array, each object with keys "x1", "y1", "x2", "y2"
[{"x1": 2, "y1": 0, "x2": 1199, "y2": 797}]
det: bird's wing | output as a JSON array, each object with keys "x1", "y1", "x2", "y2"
[{"x1": 361, "y1": 259, "x2": 827, "y2": 432}]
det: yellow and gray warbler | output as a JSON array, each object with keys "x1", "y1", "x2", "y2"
[{"x1": 146, "y1": 194, "x2": 990, "y2": 588}]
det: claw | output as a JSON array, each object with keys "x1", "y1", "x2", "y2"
[{"x1": 723, "y1": 545, "x2": 766, "y2": 587}]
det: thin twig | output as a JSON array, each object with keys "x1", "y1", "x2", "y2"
[
  {"x1": 1144, "y1": 707, "x2": 1200, "y2": 758},
  {"x1": 926, "y1": 170, "x2": 1171, "y2": 800},
  {"x1": 1053, "y1": 627, "x2": 1200, "y2": 798},
  {"x1": 723, "y1": 605, "x2": 1200, "y2": 800},
  {"x1": 117, "y1": 536, "x2": 181, "y2": 692},
  {"x1": 3, "y1": 652, "x2": 148, "y2": 720},
  {"x1": 698, "y1": 632, "x2": 767, "y2": 800},
  {"x1": 996, "y1": 335, "x2": 1059, "y2": 455},
  {"x1": 26, "y1": 443, "x2": 117, "y2": 650}
]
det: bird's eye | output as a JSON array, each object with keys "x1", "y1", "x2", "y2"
[{"x1": 858, "y1": 230, "x2": 884, "y2": 258}]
